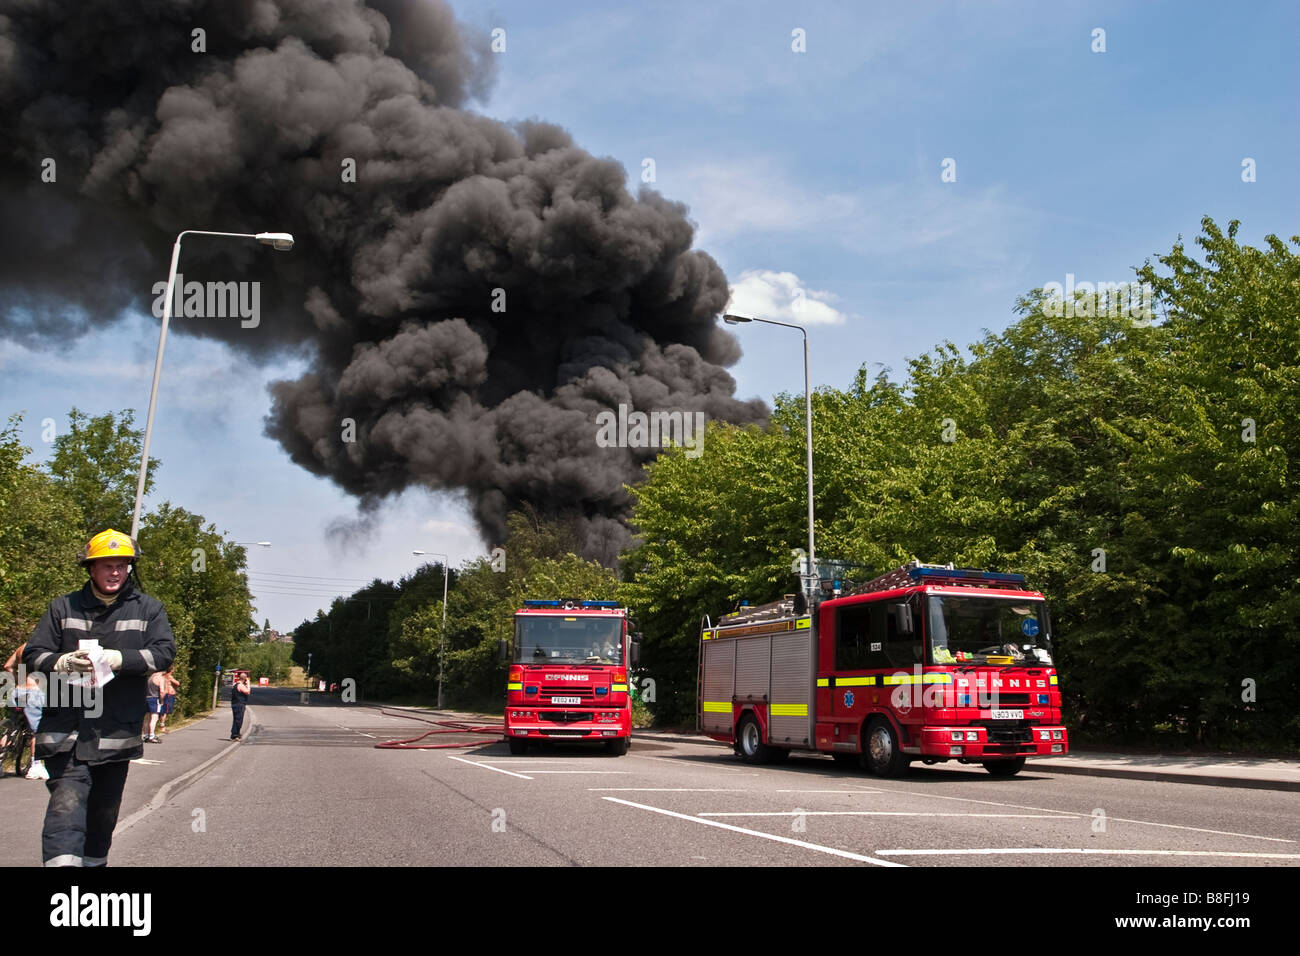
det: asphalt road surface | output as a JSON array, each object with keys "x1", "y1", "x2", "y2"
[{"x1": 86, "y1": 689, "x2": 1300, "y2": 868}]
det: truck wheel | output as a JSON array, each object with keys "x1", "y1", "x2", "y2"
[
  {"x1": 507, "y1": 737, "x2": 529, "y2": 755},
  {"x1": 862, "y1": 718, "x2": 909, "y2": 778},
  {"x1": 604, "y1": 737, "x2": 630, "y2": 756},
  {"x1": 983, "y1": 757, "x2": 1026, "y2": 777},
  {"x1": 736, "y1": 715, "x2": 772, "y2": 764}
]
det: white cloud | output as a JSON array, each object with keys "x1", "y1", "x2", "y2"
[{"x1": 726, "y1": 269, "x2": 847, "y2": 326}]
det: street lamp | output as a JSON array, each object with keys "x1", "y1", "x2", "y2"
[
  {"x1": 412, "y1": 550, "x2": 450, "y2": 710},
  {"x1": 130, "y1": 230, "x2": 295, "y2": 539},
  {"x1": 723, "y1": 312, "x2": 816, "y2": 599}
]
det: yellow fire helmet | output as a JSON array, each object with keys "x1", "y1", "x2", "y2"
[{"x1": 79, "y1": 529, "x2": 139, "y2": 567}]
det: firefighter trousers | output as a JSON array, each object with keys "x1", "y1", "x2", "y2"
[{"x1": 41, "y1": 751, "x2": 130, "y2": 866}]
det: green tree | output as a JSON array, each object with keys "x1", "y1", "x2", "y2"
[
  {"x1": 624, "y1": 218, "x2": 1299, "y2": 746},
  {"x1": 48, "y1": 408, "x2": 158, "y2": 537},
  {"x1": 0, "y1": 414, "x2": 84, "y2": 652}
]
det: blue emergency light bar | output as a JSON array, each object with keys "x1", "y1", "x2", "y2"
[
  {"x1": 522, "y1": 599, "x2": 622, "y2": 608},
  {"x1": 909, "y1": 567, "x2": 1026, "y2": 586}
]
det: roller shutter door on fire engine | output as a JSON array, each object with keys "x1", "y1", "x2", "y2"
[
  {"x1": 734, "y1": 637, "x2": 770, "y2": 700},
  {"x1": 702, "y1": 638, "x2": 735, "y2": 735},
  {"x1": 769, "y1": 630, "x2": 812, "y2": 746}
]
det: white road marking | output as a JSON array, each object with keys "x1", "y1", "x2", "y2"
[
  {"x1": 869, "y1": 784, "x2": 1295, "y2": 843},
  {"x1": 635, "y1": 754, "x2": 758, "y2": 774},
  {"x1": 521, "y1": 770, "x2": 631, "y2": 774},
  {"x1": 775, "y1": 788, "x2": 883, "y2": 794},
  {"x1": 700, "y1": 812, "x2": 1070, "y2": 818},
  {"x1": 603, "y1": 798, "x2": 905, "y2": 867},
  {"x1": 878, "y1": 848, "x2": 1300, "y2": 860},
  {"x1": 446, "y1": 754, "x2": 532, "y2": 779},
  {"x1": 589, "y1": 788, "x2": 749, "y2": 792}
]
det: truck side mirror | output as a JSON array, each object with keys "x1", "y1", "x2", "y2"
[
  {"x1": 498, "y1": 639, "x2": 509, "y2": 663},
  {"x1": 892, "y1": 603, "x2": 913, "y2": 635},
  {"x1": 630, "y1": 642, "x2": 641, "y2": 667}
]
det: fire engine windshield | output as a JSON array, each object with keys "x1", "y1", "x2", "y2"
[
  {"x1": 927, "y1": 595, "x2": 1053, "y2": 666},
  {"x1": 515, "y1": 616, "x2": 623, "y2": 664}
]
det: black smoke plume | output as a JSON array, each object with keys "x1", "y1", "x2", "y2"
[{"x1": 0, "y1": 0, "x2": 766, "y2": 560}]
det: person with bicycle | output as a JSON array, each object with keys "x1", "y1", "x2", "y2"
[
  {"x1": 2, "y1": 642, "x2": 44, "y2": 779},
  {"x1": 23, "y1": 529, "x2": 176, "y2": 866}
]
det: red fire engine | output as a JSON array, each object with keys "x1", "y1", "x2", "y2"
[
  {"x1": 698, "y1": 562, "x2": 1068, "y2": 776},
  {"x1": 503, "y1": 600, "x2": 638, "y2": 756}
]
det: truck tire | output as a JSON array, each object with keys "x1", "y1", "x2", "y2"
[
  {"x1": 736, "y1": 715, "x2": 773, "y2": 764},
  {"x1": 983, "y1": 757, "x2": 1026, "y2": 777},
  {"x1": 507, "y1": 737, "x2": 529, "y2": 755},
  {"x1": 862, "y1": 718, "x2": 910, "y2": 778},
  {"x1": 605, "y1": 736, "x2": 630, "y2": 756}
]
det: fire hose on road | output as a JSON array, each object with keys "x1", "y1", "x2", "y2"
[{"x1": 373, "y1": 708, "x2": 504, "y2": 749}]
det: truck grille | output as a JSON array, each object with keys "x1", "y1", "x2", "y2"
[
  {"x1": 542, "y1": 685, "x2": 596, "y2": 699},
  {"x1": 539, "y1": 711, "x2": 593, "y2": 723},
  {"x1": 978, "y1": 720, "x2": 1033, "y2": 744},
  {"x1": 984, "y1": 692, "x2": 1031, "y2": 706}
]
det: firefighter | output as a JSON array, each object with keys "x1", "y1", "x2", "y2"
[{"x1": 23, "y1": 529, "x2": 176, "y2": 866}]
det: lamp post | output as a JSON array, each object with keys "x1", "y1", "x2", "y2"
[
  {"x1": 412, "y1": 550, "x2": 450, "y2": 710},
  {"x1": 130, "y1": 230, "x2": 295, "y2": 539},
  {"x1": 723, "y1": 313, "x2": 816, "y2": 599}
]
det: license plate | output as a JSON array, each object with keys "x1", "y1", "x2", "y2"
[
  {"x1": 550, "y1": 696, "x2": 582, "y2": 705},
  {"x1": 991, "y1": 709, "x2": 1024, "y2": 720}
]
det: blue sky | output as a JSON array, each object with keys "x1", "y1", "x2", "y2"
[{"x1": 3, "y1": 0, "x2": 1296, "y2": 629}]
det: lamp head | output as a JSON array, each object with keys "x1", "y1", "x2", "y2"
[{"x1": 256, "y1": 232, "x2": 295, "y2": 251}]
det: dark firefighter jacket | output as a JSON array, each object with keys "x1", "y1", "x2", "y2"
[{"x1": 23, "y1": 580, "x2": 176, "y2": 763}]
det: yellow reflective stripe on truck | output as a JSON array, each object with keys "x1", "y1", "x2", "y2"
[
  {"x1": 611, "y1": 683, "x2": 628, "y2": 692},
  {"x1": 507, "y1": 683, "x2": 523, "y2": 690},
  {"x1": 837, "y1": 676, "x2": 876, "y2": 687},
  {"x1": 1050, "y1": 675, "x2": 1058, "y2": 684},
  {"x1": 882, "y1": 674, "x2": 953, "y2": 685},
  {"x1": 771, "y1": 703, "x2": 808, "y2": 716},
  {"x1": 796, "y1": 618, "x2": 811, "y2": 629},
  {"x1": 702, "y1": 701, "x2": 732, "y2": 713},
  {"x1": 816, "y1": 678, "x2": 829, "y2": 687}
]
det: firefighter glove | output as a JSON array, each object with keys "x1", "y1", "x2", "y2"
[
  {"x1": 55, "y1": 650, "x2": 93, "y2": 673},
  {"x1": 102, "y1": 649, "x2": 124, "y2": 671}
]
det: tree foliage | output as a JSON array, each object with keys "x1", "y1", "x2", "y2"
[
  {"x1": 48, "y1": 407, "x2": 157, "y2": 537},
  {"x1": 624, "y1": 218, "x2": 1299, "y2": 745},
  {"x1": 0, "y1": 415, "x2": 84, "y2": 651}
]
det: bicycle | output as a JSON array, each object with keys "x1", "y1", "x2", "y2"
[{"x1": 0, "y1": 709, "x2": 34, "y2": 778}]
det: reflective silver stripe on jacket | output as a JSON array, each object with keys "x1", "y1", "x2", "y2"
[
  {"x1": 59, "y1": 618, "x2": 92, "y2": 630},
  {"x1": 140, "y1": 649, "x2": 158, "y2": 671},
  {"x1": 31, "y1": 651, "x2": 56, "y2": 669},
  {"x1": 83, "y1": 856, "x2": 107, "y2": 867},
  {"x1": 36, "y1": 731, "x2": 76, "y2": 746},
  {"x1": 114, "y1": 619, "x2": 148, "y2": 631},
  {"x1": 45, "y1": 855, "x2": 82, "y2": 867},
  {"x1": 98, "y1": 734, "x2": 141, "y2": 750}
]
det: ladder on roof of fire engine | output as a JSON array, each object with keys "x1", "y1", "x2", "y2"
[
  {"x1": 846, "y1": 560, "x2": 952, "y2": 595},
  {"x1": 846, "y1": 560, "x2": 1029, "y2": 597}
]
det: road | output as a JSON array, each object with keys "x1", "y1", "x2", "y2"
[{"x1": 80, "y1": 689, "x2": 1300, "y2": 868}]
